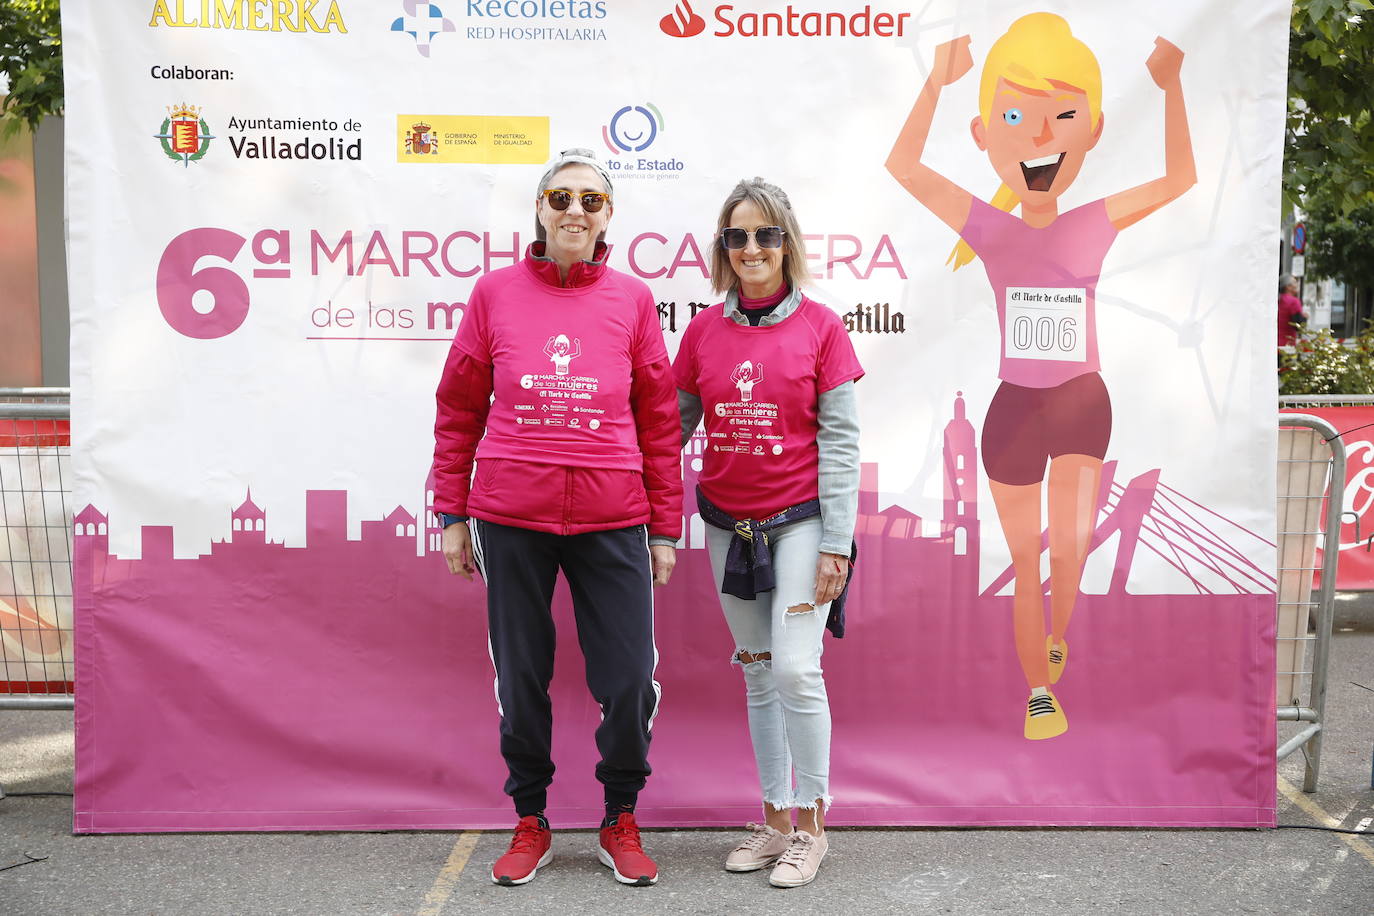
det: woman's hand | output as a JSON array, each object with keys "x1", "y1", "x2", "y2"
[
  {"x1": 1145, "y1": 36, "x2": 1183, "y2": 89},
  {"x1": 441, "y1": 522, "x2": 475, "y2": 580},
  {"x1": 813, "y1": 552, "x2": 849, "y2": 607},
  {"x1": 931, "y1": 35, "x2": 973, "y2": 87},
  {"x1": 650, "y1": 544, "x2": 676, "y2": 586}
]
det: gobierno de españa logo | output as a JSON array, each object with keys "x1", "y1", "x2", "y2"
[
  {"x1": 155, "y1": 103, "x2": 215, "y2": 167},
  {"x1": 403, "y1": 121, "x2": 440, "y2": 156},
  {"x1": 660, "y1": 0, "x2": 706, "y2": 37}
]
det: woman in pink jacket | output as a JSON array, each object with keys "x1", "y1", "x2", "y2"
[{"x1": 432, "y1": 148, "x2": 682, "y2": 888}]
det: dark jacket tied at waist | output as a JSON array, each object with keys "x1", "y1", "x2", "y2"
[{"x1": 695, "y1": 487, "x2": 854, "y2": 638}]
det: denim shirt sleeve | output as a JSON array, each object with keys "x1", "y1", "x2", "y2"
[
  {"x1": 817, "y1": 380, "x2": 860, "y2": 555},
  {"x1": 677, "y1": 388, "x2": 704, "y2": 448}
]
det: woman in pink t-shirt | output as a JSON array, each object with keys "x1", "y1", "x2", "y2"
[
  {"x1": 674, "y1": 178, "x2": 863, "y2": 888},
  {"x1": 885, "y1": 14, "x2": 1195, "y2": 740}
]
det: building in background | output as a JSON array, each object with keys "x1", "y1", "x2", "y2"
[
  {"x1": 0, "y1": 87, "x2": 66, "y2": 387},
  {"x1": 0, "y1": 110, "x2": 41, "y2": 386}
]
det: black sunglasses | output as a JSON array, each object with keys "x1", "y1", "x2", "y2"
[
  {"x1": 540, "y1": 189, "x2": 611, "y2": 212},
  {"x1": 721, "y1": 226, "x2": 785, "y2": 250}
]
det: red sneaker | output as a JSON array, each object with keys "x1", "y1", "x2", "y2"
[
  {"x1": 491, "y1": 815, "x2": 552, "y2": 886},
  {"x1": 597, "y1": 812, "x2": 659, "y2": 885}
]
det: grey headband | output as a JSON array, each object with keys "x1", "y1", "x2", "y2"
[{"x1": 538, "y1": 147, "x2": 614, "y2": 195}]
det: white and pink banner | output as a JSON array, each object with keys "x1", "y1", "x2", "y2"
[{"x1": 64, "y1": 0, "x2": 1286, "y2": 831}]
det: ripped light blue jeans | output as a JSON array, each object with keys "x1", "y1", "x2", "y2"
[{"x1": 705, "y1": 516, "x2": 831, "y2": 811}]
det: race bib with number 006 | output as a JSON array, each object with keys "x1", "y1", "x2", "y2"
[{"x1": 1004, "y1": 287, "x2": 1086, "y2": 363}]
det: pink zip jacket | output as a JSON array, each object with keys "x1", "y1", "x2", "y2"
[{"x1": 433, "y1": 242, "x2": 683, "y2": 540}]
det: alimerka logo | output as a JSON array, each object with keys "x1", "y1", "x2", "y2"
[
  {"x1": 660, "y1": 0, "x2": 705, "y2": 37},
  {"x1": 149, "y1": 0, "x2": 347, "y2": 32},
  {"x1": 155, "y1": 103, "x2": 215, "y2": 167},
  {"x1": 659, "y1": 2, "x2": 907, "y2": 38}
]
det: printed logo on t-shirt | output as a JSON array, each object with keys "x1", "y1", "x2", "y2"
[
  {"x1": 513, "y1": 331, "x2": 602, "y2": 432},
  {"x1": 730, "y1": 359, "x2": 764, "y2": 402},
  {"x1": 543, "y1": 333, "x2": 582, "y2": 376},
  {"x1": 710, "y1": 357, "x2": 782, "y2": 459}
]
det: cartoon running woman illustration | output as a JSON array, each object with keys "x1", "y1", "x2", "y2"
[
  {"x1": 543, "y1": 333, "x2": 581, "y2": 376},
  {"x1": 885, "y1": 13, "x2": 1195, "y2": 739},
  {"x1": 730, "y1": 360, "x2": 764, "y2": 402}
]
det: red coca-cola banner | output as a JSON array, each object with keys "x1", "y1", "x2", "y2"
[{"x1": 1283, "y1": 406, "x2": 1374, "y2": 589}]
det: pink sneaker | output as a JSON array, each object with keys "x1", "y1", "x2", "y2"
[
  {"x1": 769, "y1": 831, "x2": 828, "y2": 888},
  {"x1": 598, "y1": 812, "x2": 659, "y2": 886},
  {"x1": 725, "y1": 823, "x2": 791, "y2": 872}
]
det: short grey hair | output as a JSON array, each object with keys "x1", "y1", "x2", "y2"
[
  {"x1": 537, "y1": 147, "x2": 613, "y2": 195},
  {"x1": 709, "y1": 177, "x2": 809, "y2": 296},
  {"x1": 1280, "y1": 274, "x2": 1298, "y2": 292},
  {"x1": 534, "y1": 147, "x2": 614, "y2": 243}
]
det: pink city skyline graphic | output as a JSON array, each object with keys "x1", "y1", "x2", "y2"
[
  {"x1": 73, "y1": 393, "x2": 1274, "y2": 598},
  {"x1": 71, "y1": 390, "x2": 1277, "y2": 832}
]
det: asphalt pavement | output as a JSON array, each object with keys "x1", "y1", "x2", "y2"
[{"x1": 3, "y1": 598, "x2": 1372, "y2": 915}]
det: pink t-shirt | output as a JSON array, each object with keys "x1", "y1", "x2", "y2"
[
  {"x1": 959, "y1": 197, "x2": 1119, "y2": 388},
  {"x1": 453, "y1": 258, "x2": 667, "y2": 470},
  {"x1": 675, "y1": 295, "x2": 864, "y2": 520}
]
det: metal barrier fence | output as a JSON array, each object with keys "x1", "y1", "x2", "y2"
[
  {"x1": 1275, "y1": 411, "x2": 1343, "y2": 792},
  {"x1": 0, "y1": 387, "x2": 73, "y2": 711},
  {"x1": 1278, "y1": 396, "x2": 1374, "y2": 408},
  {"x1": 0, "y1": 392, "x2": 1350, "y2": 793},
  {"x1": 1277, "y1": 395, "x2": 1374, "y2": 552}
]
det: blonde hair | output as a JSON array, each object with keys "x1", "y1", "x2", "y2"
[
  {"x1": 710, "y1": 178, "x2": 810, "y2": 296},
  {"x1": 950, "y1": 13, "x2": 1103, "y2": 270}
]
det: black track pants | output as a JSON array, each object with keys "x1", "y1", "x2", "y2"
[{"x1": 469, "y1": 519, "x2": 661, "y2": 816}]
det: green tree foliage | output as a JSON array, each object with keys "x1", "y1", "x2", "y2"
[
  {"x1": 1305, "y1": 196, "x2": 1374, "y2": 289},
  {"x1": 1287, "y1": 0, "x2": 1374, "y2": 216},
  {"x1": 0, "y1": 0, "x2": 61, "y2": 139}
]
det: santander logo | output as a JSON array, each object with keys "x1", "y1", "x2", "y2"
[
  {"x1": 660, "y1": 0, "x2": 706, "y2": 37},
  {"x1": 659, "y1": 2, "x2": 908, "y2": 39}
]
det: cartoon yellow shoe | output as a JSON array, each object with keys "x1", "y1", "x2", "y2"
[
  {"x1": 1024, "y1": 688, "x2": 1068, "y2": 740},
  {"x1": 1046, "y1": 635, "x2": 1069, "y2": 685}
]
